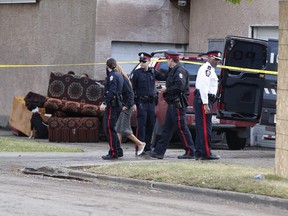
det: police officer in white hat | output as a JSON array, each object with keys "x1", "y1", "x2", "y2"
[{"x1": 194, "y1": 51, "x2": 222, "y2": 160}]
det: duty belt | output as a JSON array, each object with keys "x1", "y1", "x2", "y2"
[
  {"x1": 139, "y1": 96, "x2": 155, "y2": 103},
  {"x1": 194, "y1": 89, "x2": 216, "y2": 101}
]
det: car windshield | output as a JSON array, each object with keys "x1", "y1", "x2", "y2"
[
  {"x1": 156, "y1": 61, "x2": 221, "y2": 82},
  {"x1": 131, "y1": 60, "x2": 221, "y2": 82}
]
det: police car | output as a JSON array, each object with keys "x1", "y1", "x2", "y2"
[{"x1": 130, "y1": 50, "x2": 255, "y2": 150}]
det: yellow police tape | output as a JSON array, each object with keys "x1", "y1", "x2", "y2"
[
  {"x1": 0, "y1": 59, "x2": 278, "y2": 75},
  {"x1": 165, "y1": 60, "x2": 278, "y2": 76}
]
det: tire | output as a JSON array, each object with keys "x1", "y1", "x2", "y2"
[{"x1": 226, "y1": 130, "x2": 246, "y2": 150}]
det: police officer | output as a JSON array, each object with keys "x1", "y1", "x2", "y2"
[
  {"x1": 147, "y1": 50, "x2": 196, "y2": 159},
  {"x1": 194, "y1": 51, "x2": 221, "y2": 160},
  {"x1": 130, "y1": 52, "x2": 165, "y2": 152},
  {"x1": 100, "y1": 58, "x2": 124, "y2": 160}
]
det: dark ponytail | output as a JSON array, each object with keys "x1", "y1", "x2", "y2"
[{"x1": 106, "y1": 58, "x2": 117, "y2": 70}]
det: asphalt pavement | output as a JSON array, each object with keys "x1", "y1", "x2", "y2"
[{"x1": 0, "y1": 129, "x2": 287, "y2": 210}]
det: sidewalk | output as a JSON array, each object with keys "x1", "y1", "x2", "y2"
[{"x1": 1, "y1": 129, "x2": 287, "y2": 210}]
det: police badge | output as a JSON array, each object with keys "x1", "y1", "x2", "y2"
[
  {"x1": 205, "y1": 70, "x2": 211, "y2": 77},
  {"x1": 179, "y1": 73, "x2": 183, "y2": 78},
  {"x1": 110, "y1": 75, "x2": 113, "y2": 81}
]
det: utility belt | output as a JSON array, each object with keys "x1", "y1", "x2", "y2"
[
  {"x1": 164, "y1": 94, "x2": 186, "y2": 109},
  {"x1": 194, "y1": 89, "x2": 216, "y2": 102},
  {"x1": 139, "y1": 95, "x2": 156, "y2": 103},
  {"x1": 111, "y1": 94, "x2": 123, "y2": 107}
]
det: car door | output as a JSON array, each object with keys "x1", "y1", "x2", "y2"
[{"x1": 217, "y1": 36, "x2": 267, "y2": 122}]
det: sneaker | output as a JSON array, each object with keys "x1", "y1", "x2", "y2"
[
  {"x1": 102, "y1": 154, "x2": 118, "y2": 160},
  {"x1": 177, "y1": 154, "x2": 194, "y2": 159},
  {"x1": 146, "y1": 151, "x2": 164, "y2": 159},
  {"x1": 201, "y1": 154, "x2": 220, "y2": 160}
]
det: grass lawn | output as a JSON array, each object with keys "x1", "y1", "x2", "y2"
[
  {"x1": 84, "y1": 161, "x2": 288, "y2": 199},
  {"x1": 0, "y1": 137, "x2": 82, "y2": 152}
]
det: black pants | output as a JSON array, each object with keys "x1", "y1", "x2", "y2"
[
  {"x1": 103, "y1": 105, "x2": 123, "y2": 157},
  {"x1": 154, "y1": 106, "x2": 195, "y2": 156},
  {"x1": 136, "y1": 101, "x2": 156, "y2": 151},
  {"x1": 194, "y1": 91, "x2": 213, "y2": 157}
]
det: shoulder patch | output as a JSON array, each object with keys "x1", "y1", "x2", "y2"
[
  {"x1": 205, "y1": 70, "x2": 211, "y2": 77},
  {"x1": 109, "y1": 75, "x2": 113, "y2": 81},
  {"x1": 179, "y1": 73, "x2": 183, "y2": 79}
]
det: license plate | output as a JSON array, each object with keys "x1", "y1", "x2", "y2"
[{"x1": 212, "y1": 115, "x2": 220, "y2": 124}]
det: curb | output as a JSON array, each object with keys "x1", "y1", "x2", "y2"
[{"x1": 22, "y1": 166, "x2": 288, "y2": 210}]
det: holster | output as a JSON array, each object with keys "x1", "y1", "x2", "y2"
[
  {"x1": 173, "y1": 98, "x2": 182, "y2": 108},
  {"x1": 180, "y1": 93, "x2": 188, "y2": 107},
  {"x1": 111, "y1": 94, "x2": 123, "y2": 107}
]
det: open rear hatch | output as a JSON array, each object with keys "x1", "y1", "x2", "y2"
[{"x1": 217, "y1": 36, "x2": 267, "y2": 122}]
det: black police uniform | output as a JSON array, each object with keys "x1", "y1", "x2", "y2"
[
  {"x1": 103, "y1": 69, "x2": 124, "y2": 159},
  {"x1": 130, "y1": 52, "x2": 166, "y2": 152},
  {"x1": 150, "y1": 52, "x2": 195, "y2": 159}
]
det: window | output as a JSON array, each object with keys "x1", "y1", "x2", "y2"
[{"x1": 250, "y1": 26, "x2": 278, "y2": 40}]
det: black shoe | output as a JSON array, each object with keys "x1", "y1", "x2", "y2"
[
  {"x1": 177, "y1": 154, "x2": 194, "y2": 159},
  {"x1": 102, "y1": 154, "x2": 118, "y2": 160},
  {"x1": 201, "y1": 154, "x2": 220, "y2": 160},
  {"x1": 146, "y1": 151, "x2": 164, "y2": 159}
]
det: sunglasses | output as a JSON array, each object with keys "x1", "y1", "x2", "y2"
[{"x1": 139, "y1": 60, "x2": 147, "y2": 63}]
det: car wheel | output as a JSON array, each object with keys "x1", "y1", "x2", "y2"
[{"x1": 226, "y1": 130, "x2": 246, "y2": 150}]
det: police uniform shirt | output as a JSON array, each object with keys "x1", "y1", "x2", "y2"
[
  {"x1": 104, "y1": 70, "x2": 124, "y2": 105},
  {"x1": 195, "y1": 62, "x2": 218, "y2": 104},
  {"x1": 165, "y1": 64, "x2": 189, "y2": 96},
  {"x1": 130, "y1": 68, "x2": 156, "y2": 97}
]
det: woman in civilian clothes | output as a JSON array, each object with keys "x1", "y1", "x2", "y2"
[
  {"x1": 100, "y1": 58, "x2": 124, "y2": 160},
  {"x1": 115, "y1": 64, "x2": 146, "y2": 156}
]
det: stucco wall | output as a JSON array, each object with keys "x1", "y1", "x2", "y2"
[
  {"x1": 93, "y1": 0, "x2": 190, "y2": 75},
  {"x1": 0, "y1": 0, "x2": 190, "y2": 128},
  {"x1": 0, "y1": 0, "x2": 280, "y2": 129},
  {"x1": 0, "y1": 0, "x2": 97, "y2": 127},
  {"x1": 189, "y1": 0, "x2": 279, "y2": 52}
]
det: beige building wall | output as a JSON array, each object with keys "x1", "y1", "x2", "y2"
[
  {"x1": 189, "y1": 0, "x2": 279, "y2": 52},
  {"x1": 93, "y1": 0, "x2": 190, "y2": 74},
  {"x1": 0, "y1": 0, "x2": 281, "y2": 129},
  {"x1": 0, "y1": 0, "x2": 190, "y2": 128},
  {"x1": 0, "y1": 0, "x2": 97, "y2": 127},
  {"x1": 275, "y1": 0, "x2": 288, "y2": 177}
]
